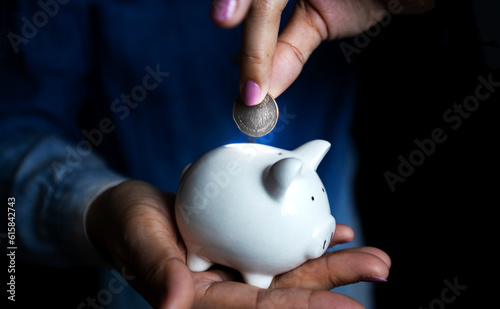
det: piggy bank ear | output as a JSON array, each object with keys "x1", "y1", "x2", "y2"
[
  {"x1": 293, "y1": 140, "x2": 331, "y2": 171},
  {"x1": 264, "y1": 158, "x2": 303, "y2": 200}
]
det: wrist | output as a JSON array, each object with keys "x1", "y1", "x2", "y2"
[{"x1": 84, "y1": 180, "x2": 127, "y2": 268}]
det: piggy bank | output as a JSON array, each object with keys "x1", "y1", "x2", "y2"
[{"x1": 175, "y1": 140, "x2": 336, "y2": 288}]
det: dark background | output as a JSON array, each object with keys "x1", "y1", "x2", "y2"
[{"x1": 354, "y1": 1, "x2": 497, "y2": 308}]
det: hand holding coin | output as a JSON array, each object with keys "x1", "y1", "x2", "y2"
[{"x1": 232, "y1": 93, "x2": 279, "y2": 138}]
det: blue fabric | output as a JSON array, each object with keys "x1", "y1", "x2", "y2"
[{"x1": 1, "y1": 0, "x2": 371, "y2": 307}]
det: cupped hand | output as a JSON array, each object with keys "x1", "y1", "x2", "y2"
[
  {"x1": 86, "y1": 180, "x2": 390, "y2": 309},
  {"x1": 210, "y1": 0, "x2": 434, "y2": 106}
]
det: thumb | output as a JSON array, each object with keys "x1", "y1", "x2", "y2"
[
  {"x1": 92, "y1": 181, "x2": 195, "y2": 308},
  {"x1": 160, "y1": 258, "x2": 195, "y2": 309}
]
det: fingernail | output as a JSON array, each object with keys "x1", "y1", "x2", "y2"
[
  {"x1": 210, "y1": 0, "x2": 237, "y2": 22},
  {"x1": 360, "y1": 276, "x2": 387, "y2": 283},
  {"x1": 241, "y1": 80, "x2": 261, "y2": 106}
]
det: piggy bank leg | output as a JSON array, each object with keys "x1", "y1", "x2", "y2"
[
  {"x1": 187, "y1": 253, "x2": 213, "y2": 272},
  {"x1": 242, "y1": 272, "x2": 274, "y2": 289}
]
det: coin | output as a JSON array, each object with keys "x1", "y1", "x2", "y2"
[{"x1": 232, "y1": 93, "x2": 279, "y2": 137}]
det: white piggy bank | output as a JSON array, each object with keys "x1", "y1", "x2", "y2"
[{"x1": 175, "y1": 140, "x2": 336, "y2": 288}]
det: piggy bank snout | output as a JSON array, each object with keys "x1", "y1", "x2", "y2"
[{"x1": 307, "y1": 215, "x2": 336, "y2": 259}]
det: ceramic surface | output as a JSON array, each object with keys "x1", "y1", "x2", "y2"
[{"x1": 175, "y1": 140, "x2": 336, "y2": 288}]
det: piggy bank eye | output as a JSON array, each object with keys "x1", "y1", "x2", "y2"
[
  {"x1": 311, "y1": 196, "x2": 315, "y2": 201},
  {"x1": 322, "y1": 188, "x2": 325, "y2": 193}
]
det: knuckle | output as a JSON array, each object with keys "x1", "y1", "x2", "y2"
[
  {"x1": 240, "y1": 49, "x2": 272, "y2": 66},
  {"x1": 250, "y1": 0, "x2": 275, "y2": 15},
  {"x1": 277, "y1": 40, "x2": 306, "y2": 66},
  {"x1": 295, "y1": 0, "x2": 330, "y2": 40}
]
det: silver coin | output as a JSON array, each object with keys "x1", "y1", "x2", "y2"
[{"x1": 232, "y1": 93, "x2": 279, "y2": 137}]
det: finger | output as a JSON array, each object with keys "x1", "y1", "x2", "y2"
[
  {"x1": 194, "y1": 281, "x2": 363, "y2": 309},
  {"x1": 329, "y1": 224, "x2": 355, "y2": 247},
  {"x1": 128, "y1": 234, "x2": 195, "y2": 308},
  {"x1": 271, "y1": 247, "x2": 390, "y2": 290},
  {"x1": 268, "y1": 1, "x2": 327, "y2": 98},
  {"x1": 160, "y1": 258, "x2": 195, "y2": 309},
  {"x1": 192, "y1": 264, "x2": 244, "y2": 287},
  {"x1": 269, "y1": 0, "x2": 387, "y2": 98},
  {"x1": 346, "y1": 246, "x2": 392, "y2": 269},
  {"x1": 108, "y1": 183, "x2": 194, "y2": 308},
  {"x1": 210, "y1": 0, "x2": 252, "y2": 28},
  {"x1": 129, "y1": 225, "x2": 195, "y2": 309},
  {"x1": 239, "y1": 0, "x2": 288, "y2": 106}
]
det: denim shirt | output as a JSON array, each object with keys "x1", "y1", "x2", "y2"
[{"x1": 1, "y1": 0, "x2": 370, "y2": 307}]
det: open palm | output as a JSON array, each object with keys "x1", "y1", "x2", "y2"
[{"x1": 87, "y1": 180, "x2": 390, "y2": 309}]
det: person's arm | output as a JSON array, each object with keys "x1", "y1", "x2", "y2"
[
  {"x1": 0, "y1": 2, "x2": 127, "y2": 266},
  {"x1": 0, "y1": 131, "x2": 127, "y2": 266}
]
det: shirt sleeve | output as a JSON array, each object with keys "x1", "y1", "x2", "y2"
[
  {"x1": 1, "y1": 132, "x2": 127, "y2": 267},
  {"x1": 0, "y1": 2, "x2": 128, "y2": 267}
]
